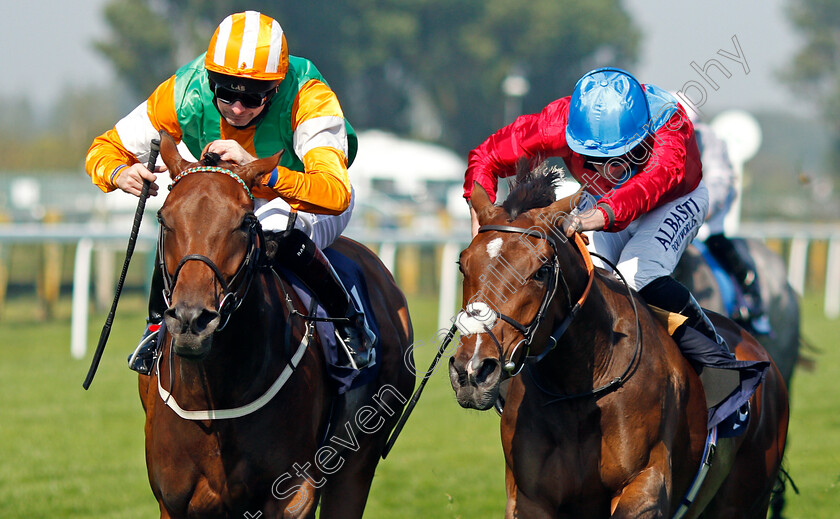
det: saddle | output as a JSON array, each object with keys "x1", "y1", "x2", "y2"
[{"x1": 648, "y1": 305, "x2": 766, "y2": 437}]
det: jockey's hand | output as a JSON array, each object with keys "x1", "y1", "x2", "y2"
[
  {"x1": 562, "y1": 210, "x2": 605, "y2": 239},
  {"x1": 115, "y1": 163, "x2": 161, "y2": 198},
  {"x1": 203, "y1": 140, "x2": 256, "y2": 165}
]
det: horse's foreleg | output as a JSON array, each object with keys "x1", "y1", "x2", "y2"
[
  {"x1": 505, "y1": 469, "x2": 556, "y2": 519},
  {"x1": 317, "y1": 462, "x2": 376, "y2": 519},
  {"x1": 609, "y1": 468, "x2": 670, "y2": 519},
  {"x1": 505, "y1": 469, "x2": 519, "y2": 519}
]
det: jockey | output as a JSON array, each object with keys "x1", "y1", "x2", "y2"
[
  {"x1": 464, "y1": 67, "x2": 767, "y2": 417},
  {"x1": 690, "y1": 115, "x2": 771, "y2": 335},
  {"x1": 85, "y1": 11, "x2": 375, "y2": 373}
]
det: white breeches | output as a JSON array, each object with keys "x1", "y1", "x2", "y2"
[
  {"x1": 586, "y1": 182, "x2": 710, "y2": 290},
  {"x1": 697, "y1": 175, "x2": 735, "y2": 240},
  {"x1": 254, "y1": 187, "x2": 355, "y2": 250}
]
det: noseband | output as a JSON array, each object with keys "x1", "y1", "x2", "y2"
[
  {"x1": 157, "y1": 166, "x2": 264, "y2": 331},
  {"x1": 470, "y1": 224, "x2": 595, "y2": 376}
]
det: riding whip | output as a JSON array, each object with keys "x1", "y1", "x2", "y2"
[{"x1": 83, "y1": 138, "x2": 160, "y2": 390}]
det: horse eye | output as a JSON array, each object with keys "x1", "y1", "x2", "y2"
[
  {"x1": 533, "y1": 265, "x2": 551, "y2": 283},
  {"x1": 157, "y1": 217, "x2": 172, "y2": 233},
  {"x1": 456, "y1": 259, "x2": 464, "y2": 274},
  {"x1": 238, "y1": 216, "x2": 255, "y2": 232}
]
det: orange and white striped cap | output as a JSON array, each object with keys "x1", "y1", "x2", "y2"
[{"x1": 205, "y1": 11, "x2": 288, "y2": 82}]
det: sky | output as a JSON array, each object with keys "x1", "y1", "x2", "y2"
[
  {"x1": 624, "y1": 0, "x2": 812, "y2": 116},
  {"x1": 0, "y1": 0, "x2": 112, "y2": 112},
  {"x1": 0, "y1": 0, "x2": 812, "y2": 118}
]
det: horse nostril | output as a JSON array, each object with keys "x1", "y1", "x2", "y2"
[
  {"x1": 163, "y1": 307, "x2": 186, "y2": 334},
  {"x1": 191, "y1": 308, "x2": 220, "y2": 335},
  {"x1": 448, "y1": 357, "x2": 469, "y2": 388},
  {"x1": 473, "y1": 358, "x2": 500, "y2": 386},
  {"x1": 164, "y1": 305, "x2": 219, "y2": 335}
]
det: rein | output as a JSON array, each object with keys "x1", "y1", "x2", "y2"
[
  {"x1": 528, "y1": 250, "x2": 642, "y2": 404},
  {"x1": 385, "y1": 227, "x2": 605, "y2": 456},
  {"x1": 466, "y1": 224, "x2": 641, "y2": 402}
]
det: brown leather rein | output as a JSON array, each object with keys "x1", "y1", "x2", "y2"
[{"x1": 475, "y1": 225, "x2": 595, "y2": 376}]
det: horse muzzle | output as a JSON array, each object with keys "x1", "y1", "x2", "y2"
[
  {"x1": 163, "y1": 303, "x2": 221, "y2": 359},
  {"x1": 448, "y1": 354, "x2": 502, "y2": 411}
]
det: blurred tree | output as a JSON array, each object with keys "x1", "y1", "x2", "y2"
[
  {"x1": 783, "y1": 0, "x2": 840, "y2": 172},
  {"x1": 94, "y1": 0, "x2": 178, "y2": 98},
  {"x1": 0, "y1": 96, "x2": 37, "y2": 140},
  {"x1": 94, "y1": 0, "x2": 639, "y2": 153},
  {"x1": 0, "y1": 88, "x2": 120, "y2": 171}
]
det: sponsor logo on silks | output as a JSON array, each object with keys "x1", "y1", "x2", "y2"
[{"x1": 654, "y1": 197, "x2": 702, "y2": 252}]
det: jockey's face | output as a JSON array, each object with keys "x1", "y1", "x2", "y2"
[
  {"x1": 591, "y1": 159, "x2": 631, "y2": 179},
  {"x1": 584, "y1": 154, "x2": 633, "y2": 182},
  {"x1": 215, "y1": 100, "x2": 266, "y2": 127}
]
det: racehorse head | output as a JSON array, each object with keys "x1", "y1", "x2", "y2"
[
  {"x1": 449, "y1": 166, "x2": 592, "y2": 410},
  {"x1": 156, "y1": 130, "x2": 282, "y2": 359}
]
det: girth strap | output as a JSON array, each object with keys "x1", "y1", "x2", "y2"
[{"x1": 672, "y1": 426, "x2": 718, "y2": 519}]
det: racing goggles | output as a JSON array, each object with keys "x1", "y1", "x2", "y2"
[
  {"x1": 212, "y1": 83, "x2": 276, "y2": 109},
  {"x1": 583, "y1": 155, "x2": 631, "y2": 171}
]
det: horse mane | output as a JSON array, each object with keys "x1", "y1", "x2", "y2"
[
  {"x1": 501, "y1": 159, "x2": 563, "y2": 220},
  {"x1": 201, "y1": 152, "x2": 222, "y2": 166}
]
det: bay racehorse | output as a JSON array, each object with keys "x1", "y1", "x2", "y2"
[
  {"x1": 138, "y1": 130, "x2": 414, "y2": 518},
  {"x1": 674, "y1": 239, "x2": 801, "y2": 519},
  {"x1": 449, "y1": 173, "x2": 788, "y2": 518},
  {"x1": 674, "y1": 240, "x2": 801, "y2": 387}
]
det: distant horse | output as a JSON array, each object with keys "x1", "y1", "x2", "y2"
[
  {"x1": 138, "y1": 130, "x2": 414, "y2": 518},
  {"x1": 449, "y1": 173, "x2": 788, "y2": 518},
  {"x1": 674, "y1": 240, "x2": 801, "y2": 386}
]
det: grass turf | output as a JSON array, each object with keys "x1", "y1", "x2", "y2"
[{"x1": 0, "y1": 291, "x2": 836, "y2": 518}]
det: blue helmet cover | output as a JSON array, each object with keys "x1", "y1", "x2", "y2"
[{"x1": 566, "y1": 67, "x2": 652, "y2": 158}]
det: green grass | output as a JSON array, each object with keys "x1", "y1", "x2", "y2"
[
  {"x1": 0, "y1": 291, "x2": 837, "y2": 518},
  {"x1": 0, "y1": 296, "x2": 156, "y2": 518},
  {"x1": 781, "y1": 294, "x2": 840, "y2": 518}
]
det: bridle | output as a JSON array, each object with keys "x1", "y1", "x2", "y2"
[
  {"x1": 385, "y1": 222, "x2": 617, "y2": 453},
  {"x1": 157, "y1": 166, "x2": 264, "y2": 332},
  {"x1": 471, "y1": 224, "x2": 595, "y2": 376},
  {"x1": 464, "y1": 223, "x2": 642, "y2": 402},
  {"x1": 152, "y1": 165, "x2": 321, "y2": 421}
]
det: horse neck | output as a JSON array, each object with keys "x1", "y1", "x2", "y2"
[{"x1": 531, "y1": 274, "x2": 631, "y2": 395}]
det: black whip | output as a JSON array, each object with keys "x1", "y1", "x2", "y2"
[{"x1": 83, "y1": 138, "x2": 160, "y2": 390}]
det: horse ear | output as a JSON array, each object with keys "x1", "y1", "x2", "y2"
[
  {"x1": 236, "y1": 150, "x2": 285, "y2": 188},
  {"x1": 470, "y1": 182, "x2": 492, "y2": 212},
  {"x1": 471, "y1": 182, "x2": 506, "y2": 225},
  {"x1": 158, "y1": 129, "x2": 190, "y2": 179}
]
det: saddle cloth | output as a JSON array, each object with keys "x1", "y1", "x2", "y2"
[
  {"x1": 279, "y1": 248, "x2": 382, "y2": 395},
  {"x1": 648, "y1": 306, "x2": 768, "y2": 437}
]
